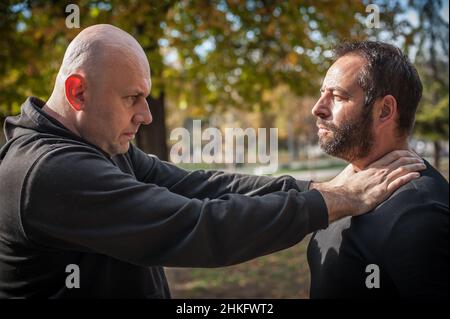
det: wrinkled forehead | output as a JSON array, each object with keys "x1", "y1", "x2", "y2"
[{"x1": 323, "y1": 54, "x2": 366, "y2": 90}]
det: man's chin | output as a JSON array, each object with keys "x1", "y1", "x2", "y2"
[
  {"x1": 319, "y1": 143, "x2": 363, "y2": 163},
  {"x1": 118, "y1": 142, "x2": 131, "y2": 154},
  {"x1": 318, "y1": 135, "x2": 334, "y2": 148},
  {"x1": 319, "y1": 140, "x2": 346, "y2": 159},
  {"x1": 108, "y1": 142, "x2": 130, "y2": 156}
]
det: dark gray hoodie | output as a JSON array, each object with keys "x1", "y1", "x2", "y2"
[{"x1": 0, "y1": 97, "x2": 328, "y2": 298}]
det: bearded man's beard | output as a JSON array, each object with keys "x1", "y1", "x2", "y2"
[{"x1": 317, "y1": 111, "x2": 374, "y2": 162}]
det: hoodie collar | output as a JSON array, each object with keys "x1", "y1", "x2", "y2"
[
  {"x1": 4, "y1": 96, "x2": 81, "y2": 141},
  {"x1": 3, "y1": 96, "x2": 111, "y2": 158}
]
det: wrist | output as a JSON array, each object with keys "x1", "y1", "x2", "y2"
[
  {"x1": 312, "y1": 184, "x2": 349, "y2": 223},
  {"x1": 310, "y1": 181, "x2": 330, "y2": 192}
]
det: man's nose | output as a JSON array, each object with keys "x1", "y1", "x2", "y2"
[
  {"x1": 134, "y1": 99, "x2": 153, "y2": 125},
  {"x1": 311, "y1": 93, "x2": 332, "y2": 119}
]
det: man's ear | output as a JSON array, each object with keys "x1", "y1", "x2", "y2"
[
  {"x1": 376, "y1": 95, "x2": 397, "y2": 124},
  {"x1": 64, "y1": 74, "x2": 86, "y2": 111}
]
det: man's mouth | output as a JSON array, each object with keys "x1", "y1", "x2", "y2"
[
  {"x1": 123, "y1": 132, "x2": 137, "y2": 139},
  {"x1": 317, "y1": 125, "x2": 331, "y2": 135}
]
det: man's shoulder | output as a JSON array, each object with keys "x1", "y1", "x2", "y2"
[
  {"x1": 30, "y1": 141, "x2": 117, "y2": 182},
  {"x1": 4, "y1": 130, "x2": 103, "y2": 161},
  {"x1": 396, "y1": 161, "x2": 448, "y2": 199},
  {"x1": 322, "y1": 164, "x2": 449, "y2": 251},
  {"x1": 1, "y1": 132, "x2": 103, "y2": 182},
  {"x1": 375, "y1": 163, "x2": 448, "y2": 218},
  {"x1": 1, "y1": 133, "x2": 115, "y2": 190},
  {"x1": 353, "y1": 164, "x2": 448, "y2": 249},
  {"x1": 31, "y1": 138, "x2": 108, "y2": 170}
]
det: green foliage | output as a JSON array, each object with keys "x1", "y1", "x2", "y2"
[
  {"x1": 408, "y1": 0, "x2": 449, "y2": 141},
  {"x1": 1, "y1": 0, "x2": 447, "y2": 146},
  {"x1": 0, "y1": 0, "x2": 173, "y2": 116},
  {"x1": 0, "y1": 0, "x2": 367, "y2": 118},
  {"x1": 364, "y1": 0, "x2": 448, "y2": 142},
  {"x1": 416, "y1": 93, "x2": 449, "y2": 141},
  {"x1": 0, "y1": 0, "x2": 82, "y2": 116},
  {"x1": 165, "y1": 0, "x2": 367, "y2": 114}
]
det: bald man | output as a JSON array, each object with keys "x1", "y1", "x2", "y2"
[{"x1": 0, "y1": 25, "x2": 425, "y2": 298}]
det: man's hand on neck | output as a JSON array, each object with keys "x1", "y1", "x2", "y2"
[
  {"x1": 310, "y1": 150, "x2": 425, "y2": 224},
  {"x1": 350, "y1": 139, "x2": 411, "y2": 171}
]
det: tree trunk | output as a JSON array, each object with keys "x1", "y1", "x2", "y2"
[
  {"x1": 433, "y1": 140, "x2": 441, "y2": 170},
  {"x1": 135, "y1": 92, "x2": 168, "y2": 161}
]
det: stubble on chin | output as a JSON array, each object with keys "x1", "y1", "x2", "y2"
[{"x1": 318, "y1": 117, "x2": 374, "y2": 163}]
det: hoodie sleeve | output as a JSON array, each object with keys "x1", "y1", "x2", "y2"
[
  {"x1": 128, "y1": 144, "x2": 311, "y2": 199},
  {"x1": 21, "y1": 145, "x2": 328, "y2": 268}
]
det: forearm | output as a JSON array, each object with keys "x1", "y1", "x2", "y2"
[
  {"x1": 131, "y1": 145, "x2": 310, "y2": 199},
  {"x1": 169, "y1": 170, "x2": 310, "y2": 199}
]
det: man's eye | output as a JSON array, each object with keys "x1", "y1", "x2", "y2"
[
  {"x1": 128, "y1": 96, "x2": 138, "y2": 104},
  {"x1": 333, "y1": 95, "x2": 344, "y2": 102}
]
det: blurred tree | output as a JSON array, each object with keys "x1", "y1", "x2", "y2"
[
  {"x1": 1, "y1": 0, "x2": 368, "y2": 155},
  {"x1": 5, "y1": 0, "x2": 426, "y2": 161},
  {"x1": 368, "y1": 0, "x2": 449, "y2": 169},
  {"x1": 165, "y1": 0, "x2": 366, "y2": 115},
  {"x1": 0, "y1": 0, "x2": 75, "y2": 141},
  {"x1": 410, "y1": 0, "x2": 449, "y2": 169},
  {"x1": 163, "y1": 0, "x2": 367, "y2": 160},
  {"x1": 415, "y1": 67, "x2": 449, "y2": 169}
]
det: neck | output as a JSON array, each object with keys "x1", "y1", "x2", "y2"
[
  {"x1": 351, "y1": 138, "x2": 410, "y2": 171},
  {"x1": 43, "y1": 94, "x2": 81, "y2": 137}
]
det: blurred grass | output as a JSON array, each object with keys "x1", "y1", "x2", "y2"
[{"x1": 165, "y1": 235, "x2": 312, "y2": 299}]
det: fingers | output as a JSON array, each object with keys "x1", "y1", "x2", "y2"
[
  {"x1": 386, "y1": 156, "x2": 426, "y2": 172},
  {"x1": 386, "y1": 162, "x2": 426, "y2": 183},
  {"x1": 368, "y1": 150, "x2": 423, "y2": 168},
  {"x1": 386, "y1": 172, "x2": 421, "y2": 193}
]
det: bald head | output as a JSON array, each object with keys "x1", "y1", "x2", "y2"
[
  {"x1": 45, "y1": 24, "x2": 153, "y2": 156},
  {"x1": 57, "y1": 24, "x2": 150, "y2": 84}
]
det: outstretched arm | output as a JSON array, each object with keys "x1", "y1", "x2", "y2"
[
  {"x1": 129, "y1": 146, "x2": 425, "y2": 223},
  {"x1": 128, "y1": 144, "x2": 311, "y2": 199},
  {"x1": 24, "y1": 145, "x2": 328, "y2": 268}
]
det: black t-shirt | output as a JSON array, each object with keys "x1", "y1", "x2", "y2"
[{"x1": 308, "y1": 161, "x2": 449, "y2": 299}]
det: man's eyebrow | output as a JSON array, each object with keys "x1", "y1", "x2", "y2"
[
  {"x1": 126, "y1": 90, "x2": 149, "y2": 97},
  {"x1": 321, "y1": 86, "x2": 351, "y2": 97}
]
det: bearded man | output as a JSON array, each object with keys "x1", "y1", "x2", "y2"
[{"x1": 307, "y1": 41, "x2": 449, "y2": 299}]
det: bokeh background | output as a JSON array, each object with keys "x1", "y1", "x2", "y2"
[{"x1": 1, "y1": 0, "x2": 448, "y2": 298}]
